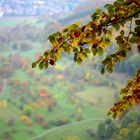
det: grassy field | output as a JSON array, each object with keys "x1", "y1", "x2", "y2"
[
  {"x1": 0, "y1": 68, "x2": 107, "y2": 140},
  {"x1": 0, "y1": 107, "x2": 20, "y2": 122},
  {"x1": 34, "y1": 119, "x2": 104, "y2": 140},
  {"x1": 74, "y1": 86, "x2": 116, "y2": 111}
]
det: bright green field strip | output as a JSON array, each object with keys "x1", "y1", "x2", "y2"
[
  {"x1": 37, "y1": 103, "x2": 105, "y2": 122},
  {"x1": 0, "y1": 17, "x2": 26, "y2": 27},
  {"x1": 34, "y1": 119, "x2": 103, "y2": 140},
  {"x1": 0, "y1": 17, "x2": 45, "y2": 27},
  {"x1": 11, "y1": 124, "x2": 45, "y2": 140},
  {"x1": 75, "y1": 86, "x2": 115, "y2": 110},
  {"x1": 0, "y1": 122, "x2": 45, "y2": 140},
  {"x1": 0, "y1": 21, "x2": 18, "y2": 27}
]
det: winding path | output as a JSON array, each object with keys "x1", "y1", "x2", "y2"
[{"x1": 32, "y1": 118, "x2": 104, "y2": 140}]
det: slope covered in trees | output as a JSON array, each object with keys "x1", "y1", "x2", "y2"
[{"x1": 0, "y1": 1, "x2": 140, "y2": 140}]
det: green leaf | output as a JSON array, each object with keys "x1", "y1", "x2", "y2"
[
  {"x1": 135, "y1": 26, "x2": 140, "y2": 33},
  {"x1": 74, "y1": 53, "x2": 78, "y2": 62},
  {"x1": 113, "y1": 112, "x2": 117, "y2": 119},
  {"x1": 82, "y1": 52, "x2": 88, "y2": 58},
  {"x1": 100, "y1": 67, "x2": 105, "y2": 75},
  {"x1": 54, "y1": 55, "x2": 57, "y2": 61},
  {"x1": 56, "y1": 53, "x2": 62, "y2": 59},
  {"x1": 62, "y1": 28, "x2": 69, "y2": 33},
  {"x1": 53, "y1": 31, "x2": 61, "y2": 37},
  {"x1": 32, "y1": 62, "x2": 37, "y2": 68},
  {"x1": 32, "y1": 59, "x2": 41, "y2": 68},
  {"x1": 107, "y1": 111, "x2": 111, "y2": 116},
  {"x1": 113, "y1": 23, "x2": 120, "y2": 31},
  {"x1": 102, "y1": 57, "x2": 111, "y2": 65},
  {"x1": 120, "y1": 30, "x2": 125, "y2": 36},
  {"x1": 107, "y1": 5, "x2": 114, "y2": 13},
  {"x1": 104, "y1": 38, "x2": 110, "y2": 44},
  {"x1": 115, "y1": 35, "x2": 123, "y2": 44},
  {"x1": 68, "y1": 24, "x2": 78, "y2": 30},
  {"x1": 107, "y1": 29, "x2": 112, "y2": 36},
  {"x1": 106, "y1": 63, "x2": 113, "y2": 73},
  {"x1": 96, "y1": 8, "x2": 102, "y2": 14},
  {"x1": 48, "y1": 35, "x2": 55, "y2": 43},
  {"x1": 66, "y1": 47, "x2": 70, "y2": 55},
  {"x1": 113, "y1": 55, "x2": 119, "y2": 63},
  {"x1": 120, "y1": 88, "x2": 126, "y2": 95},
  {"x1": 117, "y1": 0, "x2": 124, "y2": 3},
  {"x1": 105, "y1": 4, "x2": 110, "y2": 8},
  {"x1": 73, "y1": 48, "x2": 78, "y2": 53},
  {"x1": 98, "y1": 47, "x2": 104, "y2": 55},
  {"x1": 77, "y1": 58, "x2": 82, "y2": 64},
  {"x1": 43, "y1": 61, "x2": 49, "y2": 69},
  {"x1": 84, "y1": 48, "x2": 90, "y2": 54},
  {"x1": 129, "y1": 37, "x2": 136, "y2": 43},
  {"x1": 135, "y1": 19, "x2": 140, "y2": 25},
  {"x1": 39, "y1": 61, "x2": 44, "y2": 70},
  {"x1": 91, "y1": 13, "x2": 98, "y2": 21},
  {"x1": 92, "y1": 48, "x2": 98, "y2": 56},
  {"x1": 43, "y1": 51, "x2": 49, "y2": 57},
  {"x1": 134, "y1": 14, "x2": 139, "y2": 19}
]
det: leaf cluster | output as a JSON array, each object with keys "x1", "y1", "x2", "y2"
[{"x1": 32, "y1": 0, "x2": 140, "y2": 118}]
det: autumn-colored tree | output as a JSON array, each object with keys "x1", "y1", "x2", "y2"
[{"x1": 32, "y1": 0, "x2": 140, "y2": 118}]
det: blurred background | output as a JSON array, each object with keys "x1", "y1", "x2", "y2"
[{"x1": 0, "y1": 0, "x2": 140, "y2": 140}]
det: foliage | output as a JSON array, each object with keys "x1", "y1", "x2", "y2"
[
  {"x1": 21, "y1": 115, "x2": 33, "y2": 125},
  {"x1": 110, "y1": 110, "x2": 140, "y2": 140},
  {"x1": 121, "y1": 111, "x2": 138, "y2": 128},
  {"x1": 32, "y1": 0, "x2": 140, "y2": 118},
  {"x1": 96, "y1": 110, "x2": 140, "y2": 140},
  {"x1": 97, "y1": 119, "x2": 119, "y2": 140},
  {"x1": 23, "y1": 105, "x2": 32, "y2": 116},
  {"x1": 108, "y1": 69, "x2": 140, "y2": 118},
  {"x1": 132, "y1": 127, "x2": 140, "y2": 140}
]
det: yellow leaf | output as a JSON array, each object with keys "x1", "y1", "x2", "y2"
[
  {"x1": 71, "y1": 41, "x2": 78, "y2": 48},
  {"x1": 75, "y1": 22, "x2": 80, "y2": 26},
  {"x1": 99, "y1": 42, "x2": 106, "y2": 48},
  {"x1": 56, "y1": 53, "x2": 62, "y2": 59},
  {"x1": 58, "y1": 47, "x2": 64, "y2": 53}
]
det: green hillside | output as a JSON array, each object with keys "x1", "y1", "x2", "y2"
[{"x1": 0, "y1": 0, "x2": 139, "y2": 140}]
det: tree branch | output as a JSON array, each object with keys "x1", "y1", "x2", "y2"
[{"x1": 105, "y1": 7, "x2": 140, "y2": 27}]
